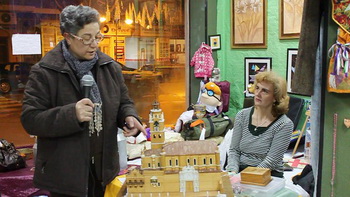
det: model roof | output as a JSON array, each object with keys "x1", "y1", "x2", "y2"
[{"x1": 162, "y1": 140, "x2": 217, "y2": 155}]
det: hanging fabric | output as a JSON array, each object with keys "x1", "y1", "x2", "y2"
[
  {"x1": 327, "y1": 28, "x2": 350, "y2": 93},
  {"x1": 190, "y1": 43, "x2": 215, "y2": 79}
]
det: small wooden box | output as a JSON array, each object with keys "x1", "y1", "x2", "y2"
[{"x1": 240, "y1": 167, "x2": 272, "y2": 186}]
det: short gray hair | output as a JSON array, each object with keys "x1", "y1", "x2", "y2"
[{"x1": 60, "y1": 5, "x2": 100, "y2": 35}]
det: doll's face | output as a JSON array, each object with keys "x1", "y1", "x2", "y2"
[{"x1": 200, "y1": 90, "x2": 222, "y2": 107}]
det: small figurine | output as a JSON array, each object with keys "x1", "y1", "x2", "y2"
[{"x1": 211, "y1": 67, "x2": 221, "y2": 82}]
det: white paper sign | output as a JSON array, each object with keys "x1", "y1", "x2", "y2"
[{"x1": 12, "y1": 34, "x2": 41, "y2": 55}]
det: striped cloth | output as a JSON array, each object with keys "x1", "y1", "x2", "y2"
[{"x1": 226, "y1": 107, "x2": 293, "y2": 174}]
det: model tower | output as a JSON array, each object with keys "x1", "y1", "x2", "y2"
[{"x1": 149, "y1": 101, "x2": 165, "y2": 149}]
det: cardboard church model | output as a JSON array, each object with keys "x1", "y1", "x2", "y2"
[{"x1": 125, "y1": 102, "x2": 233, "y2": 196}]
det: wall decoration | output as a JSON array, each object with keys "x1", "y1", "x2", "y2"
[
  {"x1": 286, "y1": 48, "x2": 298, "y2": 93},
  {"x1": 208, "y1": 35, "x2": 221, "y2": 50},
  {"x1": 231, "y1": 0, "x2": 267, "y2": 48},
  {"x1": 245, "y1": 57, "x2": 272, "y2": 97},
  {"x1": 280, "y1": 0, "x2": 304, "y2": 39},
  {"x1": 332, "y1": 0, "x2": 350, "y2": 34}
]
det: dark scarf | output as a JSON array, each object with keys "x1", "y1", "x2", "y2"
[
  {"x1": 61, "y1": 40, "x2": 103, "y2": 136},
  {"x1": 61, "y1": 40, "x2": 101, "y2": 103}
]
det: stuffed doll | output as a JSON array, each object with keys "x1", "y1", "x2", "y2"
[
  {"x1": 174, "y1": 82, "x2": 222, "y2": 132},
  {"x1": 199, "y1": 82, "x2": 222, "y2": 115}
]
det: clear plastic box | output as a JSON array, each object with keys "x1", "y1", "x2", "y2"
[{"x1": 232, "y1": 176, "x2": 286, "y2": 197}]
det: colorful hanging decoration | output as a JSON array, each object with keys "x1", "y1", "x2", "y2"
[
  {"x1": 327, "y1": 28, "x2": 350, "y2": 93},
  {"x1": 332, "y1": 0, "x2": 350, "y2": 34},
  {"x1": 190, "y1": 43, "x2": 215, "y2": 79}
]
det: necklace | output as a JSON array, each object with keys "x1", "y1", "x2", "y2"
[{"x1": 254, "y1": 117, "x2": 269, "y2": 131}]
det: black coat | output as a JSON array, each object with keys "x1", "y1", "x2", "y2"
[{"x1": 21, "y1": 42, "x2": 138, "y2": 196}]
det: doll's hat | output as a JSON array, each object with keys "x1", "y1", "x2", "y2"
[{"x1": 204, "y1": 82, "x2": 221, "y2": 95}]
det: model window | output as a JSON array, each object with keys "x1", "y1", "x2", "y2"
[
  {"x1": 176, "y1": 159, "x2": 178, "y2": 166},
  {"x1": 187, "y1": 158, "x2": 190, "y2": 165},
  {"x1": 169, "y1": 160, "x2": 172, "y2": 166},
  {"x1": 210, "y1": 158, "x2": 213, "y2": 164},
  {"x1": 203, "y1": 158, "x2": 206, "y2": 165},
  {"x1": 158, "y1": 134, "x2": 162, "y2": 138},
  {"x1": 193, "y1": 159, "x2": 197, "y2": 165},
  {"x1": 148, "y1": 163, "x2": 151, "y2": 168},
  {"x1": 153, "y1": 134, "x2": 157, "y2": 138},
  {"x1": 150, "y1": 176, "x2": 158, "y2": 187},
  {"x1": 158, "y1": 162, "x2": 161, "y2": 167}
]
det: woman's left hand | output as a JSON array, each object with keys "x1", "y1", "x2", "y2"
[{"x1": 123, "y1": 116, "x2": 147, "y2": 137}]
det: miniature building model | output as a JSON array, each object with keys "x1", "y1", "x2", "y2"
[
  {"x1": 149, "y1": 101, "x2": 165, "y2": 149},
  {"x1": 126, "y1": 104, "x2": 232, "y2": 196},
  {"x1": 126, "y1": 140, "x2": 230, "y2": 196}
]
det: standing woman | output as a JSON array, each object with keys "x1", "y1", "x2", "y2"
[
  {"x1": 21, "y1": 5, "x2": 145, "y2": 197},
  {"x1": 226, "y1": 71, "x2": 293, "y2": 177}
]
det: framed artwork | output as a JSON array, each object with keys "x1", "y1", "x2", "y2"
[
  {"x1": 280, "y1": 0, "x2": 304, "y2": 39},
  {"x1": 245, "y1": 57, "x2": 272, "y2": 97},
  {"x1": 231, "y1": 0, "x2": 267, "y2": 48},
  {"x1": 208, "y1": 35, "x2": 221, "y2": 50},
  {"x1": 286, "y1": 48, "x2": 298, "y2": 93},
  {"x1": 176, "y1": 44, "x2": 182, "y2": 52}
]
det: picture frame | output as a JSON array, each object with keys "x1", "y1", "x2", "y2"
[
  {"x1": 231, "y1": 0, "x2": 267, "y2": 48},
  {"x1": 279, "y1": 0, "x2": 304, "y2": 39},
  {"x1": 208, "y1": 35, "x2": 221, "y2": 50},
  {"x1": 176, "y1": 44, "x2": 182, "y2": 53},
  {"x1": 286, "y1": 48, "x2": 298, "y2": 93},
  {"x1": 245, "y1": 57, "x2": 272, "y2": 97}
]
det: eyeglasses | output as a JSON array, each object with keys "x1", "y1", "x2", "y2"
[
  {"x1": 69, "y1": 33, "x2": 104, "y2": 45},
  {"x1": 202, "y1": 88, "x2": 220, "y2": 101}
]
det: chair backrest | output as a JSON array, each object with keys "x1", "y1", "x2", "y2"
[
  {"x1": 243, "y1": 96, "x2": 305, "y2": 130},
  {"x1": 287, "y1": 96, "x2": 305, "y2": 130}
]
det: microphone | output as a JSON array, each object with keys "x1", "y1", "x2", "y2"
[{"x1": 80, "y1": 75, "x2": 94, "y2": 98}]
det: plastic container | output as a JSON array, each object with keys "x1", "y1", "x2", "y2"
[
  {"x1": 117, "y1": 128, "x2": 128, "y2": 170},
  {"x1": 304, "y1": 128, "x2": 311, "y2": 163},
  {"x1": 233, "y1": 176, "x2": 286, "y2": 197}
]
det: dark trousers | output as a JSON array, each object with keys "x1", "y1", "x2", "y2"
[{"x1": 50, "y1": 164, "x2": 105, "y2": 197}]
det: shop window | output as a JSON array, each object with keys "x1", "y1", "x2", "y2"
[
  {"x1": 1, "y1": 0, "x2": 185, "y2": 191},
  {"x1": 0, "y1": 0, "x2": 186, "y2": 148},
  {"x1": 108, "y1": 0, "x2": 187, "y2": 126}
]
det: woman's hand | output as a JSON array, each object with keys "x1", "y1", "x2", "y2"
[
  {"x1": 75, "y1": 98, "x2": 94, "y2": 122},
  {"x1": 123, "y1": 116, "x2": 147, "y2": 137}
]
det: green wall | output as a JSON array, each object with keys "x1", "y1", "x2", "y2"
[
  {"x1": 320, "y1": 10, "x2": 350, "y2": 197},
  {"x1": 215, "y1": 0, "x2": 300, "y2": 117}
]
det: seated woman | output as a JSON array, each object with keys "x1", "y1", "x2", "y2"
[{"x1": 226, "y1": 71, "x2": 293, "y2": 178}]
